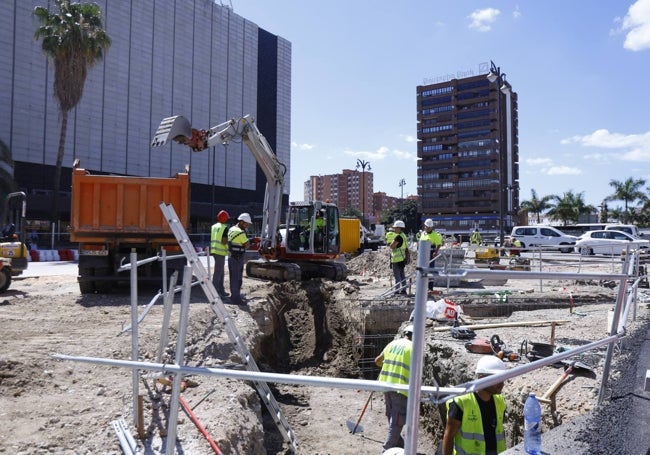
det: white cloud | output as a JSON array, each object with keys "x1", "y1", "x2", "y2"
[
  {"x1": 343, "y1": 146, "x2": 417, "y2": 162},
  {"x1": 401, "y1": 134, "x2": 416, "y2": 143},
  {"x1": 524, "y1": 157, "x2": 581, "y2": 176},
  {"x1": 546, "y1": 166, "x2": 582, "y2": 175},
  {"x1": 525, "y1": 157, "x2": 553, "y2": 166},
  {"x1": 621, "y1": 0, "x2": 650, "y2": 51},
  {"x1": 343, "y1": 146, "x2": 390, "y2": 161},
  {"x1": 292, "y1": 141, "x2": 315, "y2": 151},
  {"x1": 582, "y1": 153, "x2": 610, "y2": 163},
  {"x1": 513, "y1": 5, "x2": 521, "y2": 19},
  {"x1": 561, "y1": 128, "x2": 650, "y2": 161},
  {"x1": 468, "y1": 8, "x2": 501, "y2": 32}
]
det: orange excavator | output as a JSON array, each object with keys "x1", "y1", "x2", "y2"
[{"x1": 151, "y1": 115, "x2": 347, "y2": 282}]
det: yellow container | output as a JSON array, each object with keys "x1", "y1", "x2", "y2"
[{"x1": 339, "y1": 218, "x2": 361, "y2": 253}]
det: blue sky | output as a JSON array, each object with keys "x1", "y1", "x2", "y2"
[{"x1": 232, "y1": 1, "x2": 650, "y2": 210}]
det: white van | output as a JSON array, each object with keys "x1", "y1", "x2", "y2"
[
  {"x1": 510, "y1": 226, "x2": 577, "y2": 253},
  {"x1": 604, "y1": 224, "x2": 643, "y2": 238}
]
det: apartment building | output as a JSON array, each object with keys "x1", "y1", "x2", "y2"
[{"x1": 416, "y1": 67, "x2": 519, "y2": 237}]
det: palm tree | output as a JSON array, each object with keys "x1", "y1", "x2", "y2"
[
  {"x1": 34, "y1": 0, "x2": 111, "y2": 222},
  {"x1": 519, "y1": 189, "x2": 553, "y2": 224},
  {"x1": 547, "y1": 190, "x2": 595, "y2": 225},
  {"x1": 605, "y1": 177, "x2": 647, "y2": 223}
]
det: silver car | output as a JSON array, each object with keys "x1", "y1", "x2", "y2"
[{"x1": 575, "y1": 230, "x2": 650, "y2": 255}]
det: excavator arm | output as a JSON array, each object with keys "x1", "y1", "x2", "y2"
[{"x1": 151, "y1": 115, "x2": 286, "y2": 256}]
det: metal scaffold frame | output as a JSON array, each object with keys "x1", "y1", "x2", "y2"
[{"x1": 52, "y1": 214, "x2": 644, "y2": 455}]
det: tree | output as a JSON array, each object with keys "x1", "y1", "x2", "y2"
[
  {"x1": 519, "y1": 189, "x2": 553, "y2": 224},
  {"x1": 379, "y1": 199, "x2": 420, "y2": 234},
  {"x1": 605, "y1": 177, "x2": 647, "y2": 224},
  {"x1": 546, "y1": 190, "x2": 595, "y2": 225},
  {"x1": 34, "y1": 0, "x2": 111, "y2": 222}
]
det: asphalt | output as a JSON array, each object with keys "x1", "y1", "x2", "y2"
[{"x1": 503, "y1": 316, "x2": 650, "y2": 455}]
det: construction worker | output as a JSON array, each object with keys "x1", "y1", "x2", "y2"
[
  {"x1": 417, "y1": 219, "x2": 443, "y2": 258},
  {"x1": 385, "y1": 227, "x2": 396, "y2": 245},
  {"x1": 510, "y1": 238, "x2": 522, "y2": 257},
  {"x1": 470, "y1": 229, "x2": 482, "y2": 246},
  {"x1": 227, "y1": 213, "x2": 251, "y2": 306},
  {"x1": 389, "y1": 220, "x2": 409, "y2": 295},
  {"x1": 442, "y1": 355, "x2": 507, "y2": 455},
  {"x1": 375, "y1": 324, "x2": 413, "y2": 452},
  {"x1": 314, "y1": 210, "x2": 326, "y2": 252},
  {"x1": 210, "y1": 210, "x2": 230, "y2": 299}
]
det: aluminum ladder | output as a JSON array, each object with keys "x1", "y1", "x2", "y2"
[{"x1": 159, "y1": 202, "x2": 298, "y2": 453}]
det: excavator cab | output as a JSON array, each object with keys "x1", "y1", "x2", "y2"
[{"x1": 285, "y1": 201, "x2": 340, "y2": 256}]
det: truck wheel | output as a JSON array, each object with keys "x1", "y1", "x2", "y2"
[
  {"x1": 78, "y1": 267, "x2": 95, "y2": 294},
  {"x1": 0, "y1": 268, "x2": 11, "y2": 293},
  {"x1": 93, "y1": 268, "x2": 113, "y2": 294}
]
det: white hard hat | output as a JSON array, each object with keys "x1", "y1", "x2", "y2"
[
  {"x1": 403, "y1": 324, "x2": 414, "y2": 335},
  {"x1": 237, "y1": 213, "x2": 252, "y2": 224},
  {"x1": 475, "y1": 355, "x2": 507, "y2": 375},
  {"x1": 393, "y1": 220, "x2": 405, "y2": 229},
  {"x1": 424, "y1": 219, "x2": 434, "y2": 228},
  {"x1": 382, "y1": 448, "x2": 404, "y2": 455}
]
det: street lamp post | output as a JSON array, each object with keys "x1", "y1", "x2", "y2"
[
  {"x1": 356, "y1": 159, "x2": 371, "y2": 228},
  {"x1": 486, "y1": 60, "x2": 511, "y2": 247},
  {"x1": 399, "y1": 178, "x2": 406, "y2": 220}
]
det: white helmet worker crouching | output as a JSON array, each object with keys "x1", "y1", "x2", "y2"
[
  {"x1": 475, "y1": 355, "x2": 507, "y2": 376},
  {"x1": 393, "y1": 220, "x2": 405, "y2": 229},
  {"x1": 237, "y1": 213, "x2": 252, "y2": 224},
  {"x1": 424, "y1": 218, "x2": 434, "y2": 228}
]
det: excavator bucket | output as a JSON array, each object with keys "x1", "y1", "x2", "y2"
[{"x1": 151, "y1": 115, "x2": 192, "y2": 148}]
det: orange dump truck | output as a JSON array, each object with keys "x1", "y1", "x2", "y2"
[{"x1": 70, "y1": 165, "x2": 190, "y2": 294}]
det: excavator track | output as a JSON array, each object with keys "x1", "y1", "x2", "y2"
[
  {"x1": 246, "y1": 259, "x2": 302, "y2": 281},
  {"x1": 245, "y1": 259, "x2": 348, "y2": 282}
]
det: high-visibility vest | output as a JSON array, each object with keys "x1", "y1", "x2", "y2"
[
  {"x1": 377, "y1": 338, "x2": 412, "y2": 396},
  {"x1": 228, "y1": 225, "x2": 248, "y2": 255},
  {"x1": 446, "y1": 392, "x2": 506, "y2": 455},
  {"x1": 390, "y1": 232, "x2": 408, "y2": 263},
  {"x1": 386, "y1": 230, "x2": 396, "y2": 244},
  {"x1": 419, "y1": 229, "x2": 442, "y2": 247},
  {"x1": 210, "y1": 222, "x2": 229, "y2": 256}
]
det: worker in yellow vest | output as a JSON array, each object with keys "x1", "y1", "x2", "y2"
[
  {"x1": 442, "y1": 356, "x2": 507, "y2": 455},
  {"x1": 210, "y1": 210, "x2": 230, "y2": 299},
  {"x1": 375, "y1": 324, "x2": 413, "y2": 452},
  {"x1": 389, "y1": 220, "x2": 408, "y2": 295},
  {"x1": 227, "y1": 213, "x2": 251, "y2": 306}
]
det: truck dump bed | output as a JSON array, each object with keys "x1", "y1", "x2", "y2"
[{"x1": 70, "y1": 168, "x2": 190, "y2": 241}]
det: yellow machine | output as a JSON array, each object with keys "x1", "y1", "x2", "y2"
[
  {"x1": 0, "y1": 192, "x2": 28, "y2": 292},
  {"x1": 474, "y1": 245, "x2": 500, "y2": 266}
]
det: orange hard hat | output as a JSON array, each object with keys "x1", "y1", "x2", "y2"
[{"x1": 217, "y1": 210, "x2": 229, "y2": 223}]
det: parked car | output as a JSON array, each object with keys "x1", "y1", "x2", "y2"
[
  {"x1": 510, "y1": 226, "x2": 577, "y2": 253},
  {"x1": 575, "y1": 230, "x2": 650, "y2": 255}
]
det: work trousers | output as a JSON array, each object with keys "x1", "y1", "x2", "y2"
[
  {"x1": 392, "y1": 261, "x2": 406, "y2": 294},
  {"x1": 228, "y1": 253, "x2": 246, "y2": 305},
  {"x1": 211, "y1": 254, "x2": 227, "y2": 298},
  {"x1": 383, "y1": 391, "x2": 407, "y2": 450}
]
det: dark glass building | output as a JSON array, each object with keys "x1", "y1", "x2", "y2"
[
  {"x1": 416, "y1": 69, "x2": 519, "y2": 239},
  {"x1": 1, "y1": 1, "x2": 291, "y2": 231}
]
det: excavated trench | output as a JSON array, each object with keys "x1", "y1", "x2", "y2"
[{"x1": 238, "y1": 271, "x2": 622, "y2": 452}]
